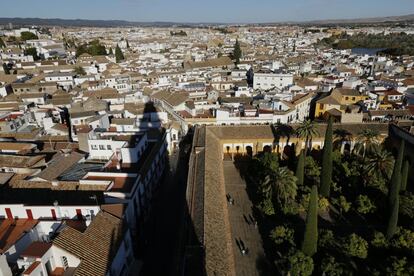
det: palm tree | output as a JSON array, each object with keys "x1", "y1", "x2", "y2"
[
  {"x1": 296, "y1": 120, "x2": 319, "y2": 154},
  {"x1": 274, "y1": 123, "x2": 294, "y2": 153},
  {"x1": 364, "y1": 146, "x2": 394, "y2": 180},
  {"x1": 354, "y1": 129, "x2": 380, "y2": 157},
  {"x1": 260, "y1": 167, "x2": 298, "y2": 206},
  {"x1": 333, "y1": 128, "x2": 352, "y2": 152}
]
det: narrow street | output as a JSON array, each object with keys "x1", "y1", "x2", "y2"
[{"x1": 140, "y1": 140, "x2": 190, "y2": 276}]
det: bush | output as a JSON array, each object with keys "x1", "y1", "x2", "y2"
[
  {"x1": 319, "y1": 197, "x2": 330, "y2": 212},
  {"x1": 319, "y1": 229, "x2": 335, "y2": 249},
  {"x1": 386, "y1": 256, "x2": 414, "y2": 276},
  {"x1": 356, "y1": 195, "x2": 376, "y2": 214},
  {"x1": 258, "y1": 197, "x2": 275, "y2": 216},
  {"x1": 321, "y1": 256, "x2": 345, "y2": 276},
  {"x1": 371, "y1": 231, "x2": 388, "y2": 249},
  {"x1": 288, "y1": 251, "x2": 314, "y2": 276},
  {"x1": 400, "y1": 193, "x2": 414, "y2": 219},
  {"x1": 332, "y1": 195, "x2": 351, "y2": 214},
  {"x1": 344, "y1": 233, "x2": 368, "y2": 259},
  {"x1": 270, "y1": 226, "x2": 295, "y2": 245},
  {"x1": 390, "y1": 228, "x2": 414, "y2": 254},
  {"x1": 299, "y1": 194, "x2": 329, "y2": 212}
]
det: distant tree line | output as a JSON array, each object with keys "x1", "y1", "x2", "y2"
[
  {"x1": 75, "y1": 40, "x2": 107, "y2": 57},
  {"x1": 170, "y1": 30, "x2": 187, "y2": 36},
  {"x1": 318, "y1": 32, "x2": 414, "y2": 56},
  {"x1": 214, "y1": 27, "x2": 233, "y2": 34}
]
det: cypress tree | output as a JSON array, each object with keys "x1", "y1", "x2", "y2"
[
  {"x1": 232, "y1": 39, "x2": 242, "y2": 64},
  {"x1": 296, "y1": 149, "x2": 305, "y2": 187},
  {"x1": 115, "y1": 44, "x2": 124, "y2": 63},
  {"x1": 401, "y1": 160, "x2": 409, "y2": 192},
  {"x1": 386, "y1": 140, "x2": 405, "y2": 239},
  {"x1": 302, "y1": 185, "x2": 318, "y2": 256},
  {"x1": 126, "y1": 40, "x2": 130, "y2": 49},
  {"x1": 320, "y1": 117, "x2": 333, "y2": 197},
  {"x1": 109, "y1": 47, "x2": 113, "y2": 55}
]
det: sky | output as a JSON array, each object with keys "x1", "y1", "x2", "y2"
[{"x1": 1, "y1": 0, "x2": 414, "y2": 23}]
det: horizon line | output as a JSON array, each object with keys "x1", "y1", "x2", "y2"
[{"x1": 0, "y1": 12, "x2": 414, "y2": 26}]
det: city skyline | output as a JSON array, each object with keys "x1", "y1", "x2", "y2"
[{"x1": 2, "y1": 0, "x2": 414, "y2": 23}]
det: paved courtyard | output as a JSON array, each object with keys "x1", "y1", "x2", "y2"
[{"x1": 223, "y1": 160, "x2": 267, "y2": 276}]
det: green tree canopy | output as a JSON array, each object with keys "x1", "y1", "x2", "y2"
[
  {"x1": 295, "y1": 150, "x2": 305, "y2": 187},
  {"x1": 364, "y1": 146, "x2": 394, "y2": 180},
  {"x1": 296, "y1": 120, "x2": 319, "y2": 154},
  {"x1": 320, "y1": 117, "x2": 333, "y2": 197},
  {"x1": 356, "y1": 195, "x2": 376, "y2": 214},
  {"x1": 355, "y1": 129, "x2": 380, "y2": 156},
  {"x1": 289, "y1": 251, "x2": 314, "y2": 276},
  {"x1": 261, "y1": 167, "x2": 297, "y2": 207},
  {"x1": 74, "y1": 66, "x2": 86, "y2": 76},
  {"x1": 344, "y1": 233, "x2": 368, "y2": 259},
  {"x1": 76, "y1": 40, "x2": 107, "y2": 57},
  {"x1": 302, "y1": 185, "x2": 318, "y2": 256},
  {"x1": 115, "y1": 44, "x2": 125, "y2": 63},
  {"x1": 20, "y1": 31, "x2": 38, "y2": 41},
  {"x1": 232, "y1": 39, "x2": 242, "y2": 64},
  {"x1": 321, "y1": 256, "x2": 346, "y2": 276},
  {"x1": 270, "y1": 225, "x2": 295, "y2": 245},
  {"x1": 400, "y1": 192, "x2": 414, "y2": 219},
  {"x1": 24, "y1": 47, "x2": 40, "y2": 61}
]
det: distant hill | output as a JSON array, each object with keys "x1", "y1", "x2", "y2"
[
  {"x1": 303, "y1": 14, "x2": 414, "y2": 25},
  {"x1": 0, "y1": 14, "x2": 414, "y2": 28},
  {"x1": 0, "y1": 17, "x2": 219, "y2": 28}
]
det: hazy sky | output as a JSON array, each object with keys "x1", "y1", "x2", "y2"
[{"x1": 2, "y1": 0, "x2": 414, "y2": 23}]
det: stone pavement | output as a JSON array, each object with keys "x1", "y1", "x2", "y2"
[{"x1": 223, "y1": 160, "x2": 267, "y2": 276}]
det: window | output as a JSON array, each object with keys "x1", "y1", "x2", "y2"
[
  {"x1": 107, "y1": 145, "x2": 112, "y2": 150},
  {"x1": 352, "y1": 97, "x2": 355, "y2": 101},
  {"x1": 99, "y1": 145, "x2": 105, "y2": 150},
  {"x1": 91, "y1": 145, "x2": 98, "y2": 150},
  {"x1": 345, "y1": 97, "x2": 349, "y2": 100}
]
